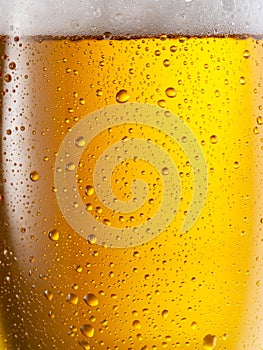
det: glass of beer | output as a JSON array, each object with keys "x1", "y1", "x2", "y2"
[{"x1": 1, "y1": 1, "x2": 263, "y2": 349}]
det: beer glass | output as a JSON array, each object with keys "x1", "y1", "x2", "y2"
[{"x1": 1, "y1": 1, "x2": 263, "y2": 349}]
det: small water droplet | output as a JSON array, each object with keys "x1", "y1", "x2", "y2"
[
  {"x1": 116, "y1": 89, "x2": 130, "y2": 103},
  {"x1": 165, "y1": 87, "x2": 177, "y2": 98},
  {"x1": 203, "y1": 334, "x2": 217, "y2": 349},
  {"x1": 243, "y1": 50, "x2": 250, "y2": 59},
  {"x1": 84, "y1": 293, "x2": 99, "y2": 307},
  {"x1": 96, "y1": 89, "x2": 103, "y2": 96},
  {"x1": 132, "y1": 320, "x2": 141, "y2": 329},
  {"x1": 210, "y1": 135, "x2": 218, "y2": 144},
  {"x1": 191, "y1": 321, "x2": 197, "y2": 329},
  {"x1": 66, "y1": 162, "x2": 75, "y2": 171},
  {"x1": 163, "y1": 59, "x2": 170, "y2": 67},
  {"x1": 158, "y1": 99, "x2": 166, "y2": 108},
  {"x1": 79, "y1": 98, "x2": 86, "y2": 105},
  {"x1": 66, "y1": 293, "x2": 79, "y2": 305},
  {"x1": 257, "y1": 116, "x2": 263, "y2": 125},
  {"x1": 48, "y1": 229, "x2": 59, "y2": 241},
  {"x1": 85, "y1": 185, "x2": 94, "y2": 196},
  {"x1": 240, "y1": 76, "x2": 246, "y2": 85},
  {"x1": 80, "y1": 324, "x2": 94, "y2": 338},
  {"x1": 9, "y1": 62, "x2": 16, "y2": 70},
  {"x1": 87, "y1": 234, "x2": 97, "y2": 244},
  {"x1": 30, "y1": 171, "x2": 39, "y2": 182},
  {"x1": 4, "y1": 74, "x2": 12, "y2": 82},
  {"x1": 162, "y1": 310, "x2": 169, "y2": 319},
  {"x1": 44, "y1": 290, "x2": 53, "y2": 301},
  {"x1": 233, "y1": 161, "x2": 240, "y2": 169}
]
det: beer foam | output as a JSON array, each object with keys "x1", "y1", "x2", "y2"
[{"x1": 0, "y1": 0, "x2": 263, "y2": 36}]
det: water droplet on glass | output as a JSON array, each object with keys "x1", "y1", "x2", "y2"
[
  {"x1": 87, "y1": 234, "x2": 97, "y2": 244},
  {"x1": 80, "y1": 324, "x2": 94, "y2": 338},
  {"x1": 66, "y1": 162, "x2": 75, "y2": 171},
  {"x1": 243, "y1": 50, "x2": 250, "y2": 59},
  {"x1": 30, "y1": 171, "x2": 39, "y2": 182},
  {"x1": 162, "y1": 310, "x2": 169, "y2": 319},
  {"x1": 84, "y1": 293, "x2": 99, "y2": 307},
  {"x1": 75, "y1": 136, "x2": 86, "y2": 148},
  {"x1": 257, "y1": 116, "x2": 263, "y2": 125},
  {"x1": 116, "y1": 89, "x2": 130, "y2": 103},
  {"x1": 240, "y1": 76, "x2": 246, "y2": 85},
  {"x1": 210, "y1": 135, "x2": 218, "y2": 144},
  {"x1": 48, "y1": 229, "x2": 59, "y2": 241},
  {"x1": 165, "y1": 87, "x2": 177, "y2": 98},
  {"x1": 9, "y1": 62, "x2": 16, "y2": 70},
  {"x1": 79, "y1": 98, "x2": 86, "y2": 105},
  {"x1": 132, "y1": 320, "x2": 141, "y2": 329},
  {"x1": 203, "y1": 334, "x2": 217, "y2": 350},
  {"x1": 44, "y1": 290, "x2": 53, "y2": 301},
  {"x1": 85, "y1": 185, "x2": 95, "y2": 196},
  {"x1": 66, "y1": 293, "x2": 79, "y2": 305}
]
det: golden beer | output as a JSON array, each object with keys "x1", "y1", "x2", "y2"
[{"x1": 1, "y1": 31, "x2": 263, "y2": 349}]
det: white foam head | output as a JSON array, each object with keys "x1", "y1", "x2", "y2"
[{"x1": 0, "y1": 0, "x2": 263, "y2": 36}]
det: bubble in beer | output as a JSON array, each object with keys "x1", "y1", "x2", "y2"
[
  {"x1": 165, "y1": 87, "x2": 177, "y2": 98},
  {"x1": 30, "y1": 171, "x2": 39, "y2": 182},
  {"x1": 116, "y1": 89, "x2": 130, "y2": 103},
  {"x1": 85, "y1": 185, "x2": 94, "y2": 196},
  {"x1": 210, "y1": 135, "x2": 218, "y2": 144},
  {"x1": 44, "y1": 290, "x2": 53, "y2": 301},
  {"x1": 66, "y1": 293, "x2": 79, "y2": 305},
  {"x1": 203, "y1": 334, "x2": 217, "y2": 349},
  {"x1": 83, "y1": 293, "x2": 99, "y2": 307},
  {"x1": 80, "y1": 324, "x2": 94, "y2": 338},
  {"x1": 48, "y1": 229, "x2": 59, "y2": 241}
]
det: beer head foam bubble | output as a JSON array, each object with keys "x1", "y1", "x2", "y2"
[{"x1": 0, "y1": 0, "x2": 262, "y2": 36}]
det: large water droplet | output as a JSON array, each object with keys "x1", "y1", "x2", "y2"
[
  {"x1": 66, "y1": 293, "x2": 79, "y2": 305},
  {"x1": 84, "y1": 293, "x2": 99, "y2": 307},
  {"x1": 116, "y1": 89, "x2": 130, "y2": 103},
  {"x1": 80, "y1": 324, "x2": 94, "y2": 338}
]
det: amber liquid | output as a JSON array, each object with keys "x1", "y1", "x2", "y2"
[{"x1": 0, "y1": 34, "x2": 263, "y2": 349}]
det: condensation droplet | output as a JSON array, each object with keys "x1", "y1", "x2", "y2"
[
  {"x1": 75, "y1": 136, "x2": 86, "y2": 148},
  {"x1": 162, "y1": 310, "x2": 169, "y2": 319},
  {"x1": 80, "y1": 324, "x2": 94, "y2": 338},
  {"x1": 116, "y1": 89, "x2": 130, "y2": 103},
  {"x1": 191, "y1": 321, "x2": 197, "y2": 329},
  {"x1": 210, "y1": 135, "x2": 218, "y2": 144},
  {"x1": 233, "y1": 161, "x2": 240, "y2": 169},
  {"x1": 87, "y1": 234, "x2": 97, "y2": 244},
  {"x1": 66, "y1": 293, "x2": 79, "y2": 305},
  {"x1": 84, "y1": 293, "x2": 99, "y2": 307},
  {"x1": 240, "y1": 76, "x2": 246, "y2": 85},
  {"x1": 158, "y1": 99, "x2": 166, "y2": 108},
  {"x1": 163, "y1": 59, "x2": 170, "y2": 67},
  {"x1": 30, "y1": 171, "x2": 39, "y2": 182},
  {"x1": 96, "y1": 89, "x2": 103, "y2": 96},
  {"x1": 4, "y1": 74, "x2": 12, "y2": 82},
  {"x1": 9, "y1": 62, "x2": 16, "y2": 70},
  {"x1": 243, "y1": 50, "x2": 251, "y2": 59},
  {"x1": 48, "y1": 229, "x2": 59, "y2": 241},
  {"x1": 203, "y1": 334, "x2": 217, "y2": 350},
  {"x1": 165, "y1": 87, "x2": 177, "y2": 98},
  {"x1": 161, "y1": 167, "x2": 169, "y2": 175},
  {"x1": 79, "y1": 98, "x2": 86, "y2": 105},
  {"x1": 257, "y1": 116, "x2": 263, "y2": 125},
  {"x1": 44, "y1": 290, "x2": 53, "y2": 301},
  {"x1": 66, "y1": 162, "x2": 75, "y2": 171},
  {"x1": 132, "y1": 320, "x2": 141, "y2": 329},
  {"x1": 85, "y1": 185, "x2": 95, "y2": 196}
]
